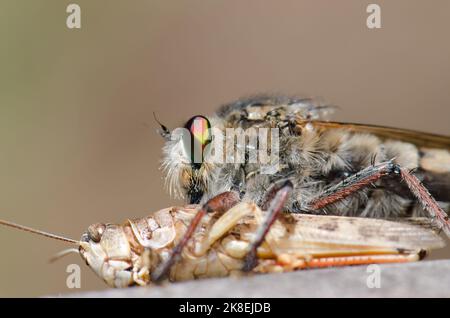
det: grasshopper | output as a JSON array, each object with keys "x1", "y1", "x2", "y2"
[{"x1": 0, "y1": 199, "x2": 444, "y2": 288}]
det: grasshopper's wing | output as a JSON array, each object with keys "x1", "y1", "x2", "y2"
[
  {"x1": 311, "y1": 121, "x2": 450, "y2": 150},
  {"x1": 265, "y1": 214, "x2": 445, "y2": 257},
  {"x1": 393, "y1": 217, "x2": 441, "y2": 231}
]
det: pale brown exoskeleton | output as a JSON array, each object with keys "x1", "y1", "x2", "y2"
[{"x1": 0, "y1": 201, "x2": 445, "y2": 287}]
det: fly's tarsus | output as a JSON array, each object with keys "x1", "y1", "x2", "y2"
[{"x1": 399, "y1": 167, "x2": 450, "y2": 236}]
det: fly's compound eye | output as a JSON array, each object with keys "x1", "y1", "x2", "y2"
[
  {"x1": 87, "y1": 223, "x2": 106, "y2": 243},
  {"x1": 184, "y1": 115, "x2": 212, "y2": 167}
]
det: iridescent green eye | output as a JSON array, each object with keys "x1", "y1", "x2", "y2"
[
  {"x1": 184, "y1": 115, "x2": 211, "y2": 166},
  {"x1": 185, "y1": 115, "x2": 211, "y2": 146}
]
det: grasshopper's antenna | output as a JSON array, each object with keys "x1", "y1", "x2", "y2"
[{"x1": 0, "y1": 219, "x2": 79, "y2": 244}]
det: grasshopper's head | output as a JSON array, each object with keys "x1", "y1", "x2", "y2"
[
  {"x1": 78, "y1": 223, "x2": 141, "y2": 288},
  {"x1": 0, "y1": 218, "x2": 151, "y2": 288},
  {"x1": 0, "y1": 209, "x2": 180, "y2": 288},
  {"x1": 79, "y1": 211, "x2": 177, "y2": 288}
]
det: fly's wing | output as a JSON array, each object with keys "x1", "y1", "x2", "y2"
[
  {"x1": 311, "y1": 121, "x2": 450, "y2": 201},
  {"x1": 264, "y1": 214, "x2": 445, "y2": 257},
  {"x1": 312, "y1": 121, "x2": 450, "y2": 150}
]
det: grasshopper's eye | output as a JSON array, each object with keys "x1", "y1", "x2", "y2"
[
  {"x1": 87, "y1": 223, "x2": 106, "y2": 243},
  {"x1": 184, "y1": 115, "x2": 212, "y2": 166}
]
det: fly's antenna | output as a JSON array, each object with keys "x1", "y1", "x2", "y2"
[
  {"x1": 153, "y1": 112, "x2": 171, "y2": 139},
  {"x1": 0, "y1": 219, "x2": 79, "y2": 245}
]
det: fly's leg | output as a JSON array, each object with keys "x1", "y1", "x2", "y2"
[
  {"x1": 306, "y1": 161, "x2": 396, "y2": 211},
  {"x1": 151, "y1": 191, "x2": 240, "y2": 282},
  {"x1": 243, "y1": 160, "x2": 449, "y2": 272},
  {"x1": 242, "y1": 180, "x2": 293, "y2": 272},
  {"x1": 305, "y1": 161, "x2": 450, "y2": 235},
  {"x1": 396, "y1": 167, "x2": 450, "y2": 235}
]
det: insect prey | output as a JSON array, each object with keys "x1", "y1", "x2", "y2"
[{"x1": 0, "y1": 201, "x2": 445, "y2": 287}]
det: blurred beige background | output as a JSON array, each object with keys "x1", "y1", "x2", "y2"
[{"x1": 0, "y1": 0, "x2": 449, "y2": 297}]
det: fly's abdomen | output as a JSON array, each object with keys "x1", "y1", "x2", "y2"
[{"x1": 418, "y1": 148, "x2": 450, "y2": 203}]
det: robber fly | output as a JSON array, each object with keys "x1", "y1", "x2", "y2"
[{"x1": 152, "y1": 94, "x2": 450, "y2": 279}]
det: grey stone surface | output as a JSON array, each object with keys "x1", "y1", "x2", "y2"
[{"x1": 63, "y1": 260, "x2": 450, "y2": 298}]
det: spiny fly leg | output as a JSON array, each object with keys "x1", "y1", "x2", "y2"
[
  {"x1": 151, "y1": 191, "x2": 240, "y2": 283},
  {"x1": 398, "y1": 167, "x2": 450, "y2": 236},
  {"x1": 243, "y1": 180, "x2": 293, "y2": 272},
  {"x1": 304, "y1": 160, "x2": 450, "y2": 235},
  {"x1": 306, "y1": 161, "x2": 395, "y2": 211}
]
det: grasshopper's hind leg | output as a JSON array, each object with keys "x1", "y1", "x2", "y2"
[
  {"x1": 271, "y1": 251, "x2": 426, "y2": 272},
  {"x1": 303, "y1": 252, "x2": 425, "y2": 269}
]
